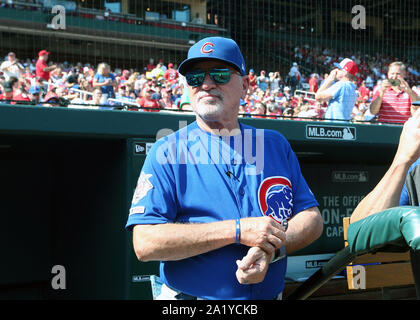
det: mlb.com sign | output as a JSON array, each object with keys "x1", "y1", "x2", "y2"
[{"x1": 306, "y1": 125, "x2": 356, "y2": 141}]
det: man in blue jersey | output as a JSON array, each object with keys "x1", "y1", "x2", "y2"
[
  {"x1": 126, "y1": 37, "x2": 323, "y2": 300},
  {"x1": 351, "y1": 106, "x2": 420, "y2": 224},
  {"x1": 315, "y1": 58, "x2": 359, "y2": 121}
]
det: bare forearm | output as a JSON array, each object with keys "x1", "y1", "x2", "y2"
[
  {"x1": 133, "y1": 220, "x2": 235, "y2": 262},
  {"x1": 315, "y1": 78, "x2": 335, "y2": 102},
  {"x1": 351, "y1": 111, "x2": 420, "y2": 223},
  {"x1": 369, "y1": 95, "x2": 383, "y2": 115},
  {"x1": 350, "y1": 159, "x2": 410, "y2": 223},
  {"x1": 44, "y1": 66, "x2": 56, "y2": 72},
  {"x1": 317, "y1": 78, "x2": 333, "y2": 93},
  {"x1": 133, "y1": 215, "x2": 286, "y2": 262},
  {"x1": 284, "y1": 207, "x2": 323, "y2": 254}
]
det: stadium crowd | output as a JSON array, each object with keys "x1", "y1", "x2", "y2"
[{"x1": 1, "y1": 47, "x2": 420, "y2": 124}]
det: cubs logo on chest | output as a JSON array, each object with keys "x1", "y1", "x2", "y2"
[{"x1": 258, "y1": 176, "x2": 293, "y2": 223}]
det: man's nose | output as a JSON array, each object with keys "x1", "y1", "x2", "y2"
[{"x1": 201, "y1": 72, "x2": 217, "y2": 90}]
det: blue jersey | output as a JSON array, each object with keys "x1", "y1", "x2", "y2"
[
  {"x1": 126, "y1": 121, "x2": 318, "y2": 299},
  {"x1": 94, "y1": 73, "x2": 115, "y2": 97}
]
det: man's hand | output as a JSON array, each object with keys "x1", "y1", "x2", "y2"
[
  {"x1": 239, "y1": 216, "x2": 286, "y2": 255},
  {"x1": 236, "y1": 246, "x2": 272, "y2": 285},
  {"x1": 395, "y1": 109, "x2": 420, "y2": 165},
  {"x1": 397, "y1": 76, "x2": 410, "y2": 92},
  {"x1": 381, "y1": 79, "x2": 392, "y2": 92},
  {"x1": 315, "y1": 69, "x2": 339, "y2": 102},
  {"x1": 327, "y1": 68, "x2": 339, "y2": 81},
  {"x1": 350, "y1": 111, "x2": 420, "y2": 224},
  {"x1": 395, "y1": 75, "x2": 420, "y2": 106}
]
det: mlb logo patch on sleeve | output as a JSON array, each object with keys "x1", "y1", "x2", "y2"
[
  {"x1": 129, "y1": 206, "x2": 145, "y2": 215},
  {"x1": 132, "y1": 172, "x2": 153, "y2": 204}
]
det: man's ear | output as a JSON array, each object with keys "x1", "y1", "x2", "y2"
[{"x1": 241, "y1": 76, "x2": 250, "y2": 99}]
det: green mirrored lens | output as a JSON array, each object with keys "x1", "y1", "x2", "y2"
[
  {"x1": 185, "y1": 69, "x2": 234, "y2": 86},
  {"x1": 210, "y1": 69, "x2": 231, "y2": 84},
  {"x1": 186, "y1": 71, "x2": 205, "y2": 87}
]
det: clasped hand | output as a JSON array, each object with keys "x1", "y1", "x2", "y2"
[{"x1": 236, "y1": 216, "x2": 287, "y2": 285}]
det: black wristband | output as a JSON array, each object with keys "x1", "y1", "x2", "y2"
[{"x1": 271, "y1": 246, "x2": 286, "y2": 263}]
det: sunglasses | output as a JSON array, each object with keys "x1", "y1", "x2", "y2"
[{"x1": 185, "y1": 68, "x2": 241, "y2": 87}]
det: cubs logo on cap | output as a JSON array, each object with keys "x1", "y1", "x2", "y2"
[
  {"x1": 178, "y1": 37, "x2": 246, "y2": 76},
  {"x1": 201, "y1": 42, "x2": 214, "y2": 54},
  {"x1": 258, "y1": 176, "x2": 293, "y2": 223},
  {"x1": 333, "y1": 58, "x2": 359, "y2": 76}
]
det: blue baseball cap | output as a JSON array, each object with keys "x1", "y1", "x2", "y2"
[{"x1": 178, "y1": 37, "x2": 246, "y2": 76}]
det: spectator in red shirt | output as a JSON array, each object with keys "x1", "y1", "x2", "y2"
[
  {"x1": 370, "y1": 61, "x2": 420, "y2": 124},
  {"x1": 248, "y1": 69, "x2": 257, "y2": 89},
  {"x1": 357, "y1": 80, "x2": 370, "y2": 103},
  {"x1": 308, "y1": 74, "x2": 319, "y2": 93},
  {"x1": 6, "y1": 76, "x2": 30, "y2": 103},
  {"x1": 136, "y1": 86, "x2": 160, "y2": 112},
  {"x1": 36, "y1": 50, "x2": 57, "y2": 82},
  {"x1": 13, "y1": 86, "x2": 31, "y2": 103},
  {"x1": 163, "y1": 63, "x2": 178, "y2": 84},
  {"x1": 120, "y1": 70, "x2": 131, "y2": 83},
  {"x1": 146, "y1": 58, "x2": 155, "y2": 71}
]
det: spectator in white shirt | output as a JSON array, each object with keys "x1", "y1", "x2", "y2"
[{"x1": 0, "y1": 52, "x2": 24, "y2": 81}]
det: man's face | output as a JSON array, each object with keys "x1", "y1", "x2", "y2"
[
  {"x1": 336, "y1": 69, "x2": 347, "y2": 80},
  {"x1": 188, "y1": 60, "x2": 248, "y2": 122},
  {"x1": 8, "y1": 54, "x2": 15, "y2": 62},
  {"x1": 144, "y1": 88, "x2": 153, "y2": 98},
  {"x1": 388, "y1": 65, "x2": 405, "y2": 80},
  {"x1": 254, "y1": 104, "x2": 265, "y2": 115},
  {"x1": 41, "y1": 54, "x2": 49, "y2": 62}
]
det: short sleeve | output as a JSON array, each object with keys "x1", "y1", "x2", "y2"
[{"x1": 125, "y1": 139, "x2": 178, "y2": 230}]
